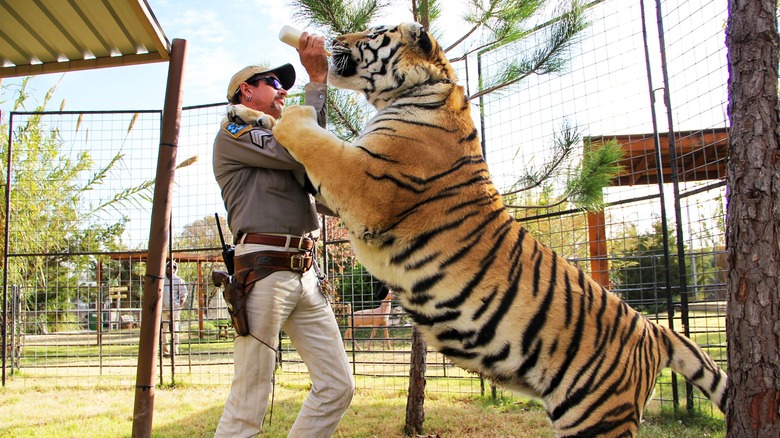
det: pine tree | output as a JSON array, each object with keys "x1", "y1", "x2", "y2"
[{"x1": 725, "y1": 0, "x2": 780, "y2": 435}]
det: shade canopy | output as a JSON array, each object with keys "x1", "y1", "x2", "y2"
[{"x1": 0, "y1": 0, "x2": 170, "y2": 78}]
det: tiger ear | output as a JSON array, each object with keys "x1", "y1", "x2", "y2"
[{"x1": 417, "y1": 26, "x2": 434, "y2": 56}]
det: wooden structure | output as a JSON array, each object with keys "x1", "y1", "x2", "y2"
[
  {"x1": 105, "y1": 251, "x2": 223, "y2": 339},
  {"x1": 585, "y1": 127, "x2": 729, "y2": 287}
]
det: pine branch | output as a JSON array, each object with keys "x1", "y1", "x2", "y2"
[
  {"x1": 288, "y1": 0, "x2": 387, "y2": 35},
  {"x1": 504, "y1": 139, "x2": 624, "y2": 212},
  {"x1": 469, "y1": 1, "x2": 587, "y2": 101},
  {"x1": 503, "y1": 121, "x2": 579, "y2": 196},
  {"x1": 504, "y1": 194, "x2": 570, "y2": 210},
  {"x1": 445, "y1": 23, "x2": 482, "y2": 53},
  {"x1": 328, "y1": 93, "x2": 363, "y2": 139},
  {"x1": 565, "y1": 139, "x2": 624, "y2": 211}
]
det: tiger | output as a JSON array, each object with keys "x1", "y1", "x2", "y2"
[{"x1": 271, "y1": 22, "x2": 728, "y2": 437}]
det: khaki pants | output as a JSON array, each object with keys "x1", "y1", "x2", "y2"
[
  {"x1": 161, "y1": 309, "x2": 180, "y2": 355},
  {"x1": 215, "y1": 243, "x2": 354, "y2": 437}
]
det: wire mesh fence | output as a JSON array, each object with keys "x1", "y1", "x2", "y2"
[
  {"x1": 2, "y1": 0, "x2": 727, "y2": 416},
  {"x1": 473, "y1": 0, "x2": 727, "y2": 413}
]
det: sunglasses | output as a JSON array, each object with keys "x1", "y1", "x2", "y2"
[{"x1": 246, "y1": 75, "x2": 284, "y2": 90}]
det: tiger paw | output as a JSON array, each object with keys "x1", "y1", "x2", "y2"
[
  {"x1": 224, "y1": 104, "x2": 276, "y2": 129},
  {"x1": 255, "y1": 114, "x2": 276, "y2": 129}
]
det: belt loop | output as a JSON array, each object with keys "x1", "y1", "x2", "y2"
[
  {"x1": 238, "y1": 233, "x2": 247, "y2": 248},
  {"x1": 297, "y1": 236, "x2": 305, "y2": 251},
  {"x1": 284, "y1": 235, "x2": 291, "y2": 251}
]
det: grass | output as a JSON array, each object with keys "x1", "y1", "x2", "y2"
[
  {"x1": 640, "y1": 406, "x2": 725, "y2": 438},
  {"x1": 0, "y1": 383, "x2": 724, "y2": 437},
  {"x1": 5, "y1": 310, "x2": 727, "y2": 436}
]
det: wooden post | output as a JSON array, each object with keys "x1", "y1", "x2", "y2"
[
  {"x1": 131, "y1": 38, "x2": 187, "y2": 438},
  {"x1": 198, "y1": 260, "x2": 204, "y2": 339},
  {"x1": 587, "y1": 210, "x2": 610, "y2": 287},
  {"x1": 405, "y1": 326, "x2": 427, "y2": 435}
]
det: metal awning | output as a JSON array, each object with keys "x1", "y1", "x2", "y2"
[{"x1": 0, "y1": 0, "x2": 170, "y2": 78}]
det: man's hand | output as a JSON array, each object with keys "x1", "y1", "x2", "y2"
[{"x1": 298, "y1": 32, "x2": 328, "y2": 84}]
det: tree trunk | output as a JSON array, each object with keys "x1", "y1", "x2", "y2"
[
  {"x1": 405, "y1": 326, "x2": 427, "y2": 435},
  {"x1": 725, "y1": 1, "x2": 780, "y2": 436}
]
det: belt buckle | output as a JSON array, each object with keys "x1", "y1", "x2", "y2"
[{"x1": 290, "y1": 254, "x2": 304, "y2": 271}]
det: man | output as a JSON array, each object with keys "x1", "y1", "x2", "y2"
[
  {"x1": 212, "y1": 31, "x2": 354, "y2": 437},
  {"x1": 162, "y1": 260, "x2": 188, "y2": 357}
]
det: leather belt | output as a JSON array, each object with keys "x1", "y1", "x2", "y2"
[
  {"x1": 233, "y1": 250, "x2": 313, "y2": 289},
  {"x1": 240, "y1": 233, "x2": 314, "y2": 251},
  {"x1": 235, "y1": 250, "x2": 313, "y2": 273}
]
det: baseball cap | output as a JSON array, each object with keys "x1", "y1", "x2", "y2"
[{"x1": 226, "y1": 64, "x2": 296, "y2": 101}]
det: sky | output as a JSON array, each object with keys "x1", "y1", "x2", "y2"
[{"x1": 0, "y1": 0, "x2": 458, "y2": 113}]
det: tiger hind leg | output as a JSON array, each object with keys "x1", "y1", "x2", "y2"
[{"x1": 553, "y1": 417, "x2": 639, "y2": 438}]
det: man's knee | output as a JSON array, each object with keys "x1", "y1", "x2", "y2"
[
  {"x1": 334, "y1": 375, "x2": 355, "y2": 409},
  {"x1": 318, "y1": 374, "x2": 354, "y2": 410}
]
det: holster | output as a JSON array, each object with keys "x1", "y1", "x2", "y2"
[
  {"x1": 212, "y1": 250, "x2": 313, "y2": 337},
  {"x1": 224, "y1": 274, "x2": 250, "y2": 336},
  {"x1": 212, "y1": 270, "x2": 250, "y2": 336}
]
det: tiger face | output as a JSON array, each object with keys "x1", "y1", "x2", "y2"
[{"x1": 329, "y1": 23, "x2": 458, "y2": 109}]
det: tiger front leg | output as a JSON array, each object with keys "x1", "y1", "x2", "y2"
[
  {"x1": 273, "y1": 105, "x2": 341, "y2": 165},
  {"x1": 274, "y1": 105, "x2": 386, "y2": 239}
]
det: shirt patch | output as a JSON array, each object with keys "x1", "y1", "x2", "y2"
[
  {"x1": 250, "y1": 130, "x2": 271, "y2": 148},
  {"x1": 223, "y1": 122, "x2": 252, "y2": 138}
]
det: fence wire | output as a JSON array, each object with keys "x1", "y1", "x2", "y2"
[{"x1": 2, "y1": 0, "x2": 727, "y2": 416}]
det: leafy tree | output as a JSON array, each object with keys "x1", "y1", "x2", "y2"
[
  {"x1": 318, "y1": 216, "x2": 381, "y2": 308},
  {"x1": 1, "y1": 79, "x2": 154, "y2": 331},
  {"x1": 172, "y1": 214, "x2": 231, "y2": 309},
  {"x1": 685, "y1": 202, "x2": 728, "y2": 297},
  {"x1": 175, "y1": 214, "x2": 231, "y2": 252}
]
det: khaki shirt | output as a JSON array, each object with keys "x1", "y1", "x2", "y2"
[{"x1": 213, "y1": 83, "x2": 327, "y2": 241}]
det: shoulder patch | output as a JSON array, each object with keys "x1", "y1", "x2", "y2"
[
  {"x1": 250, "y1": 130, "x2": 271, "y2": 148},
  {"x1": 223, "y1": 122, "x2": 252, "y2": 138}
]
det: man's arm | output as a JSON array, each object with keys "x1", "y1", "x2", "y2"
[
  {"x1": 298, "y1": 32, "x2": 329, "y2": 128},
  {"x1": 303, "y1": 83, "x2": 328, "y2": 128},
  {"x1": 178, "y1": 277, "x2": 189, "y2": 307}
]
